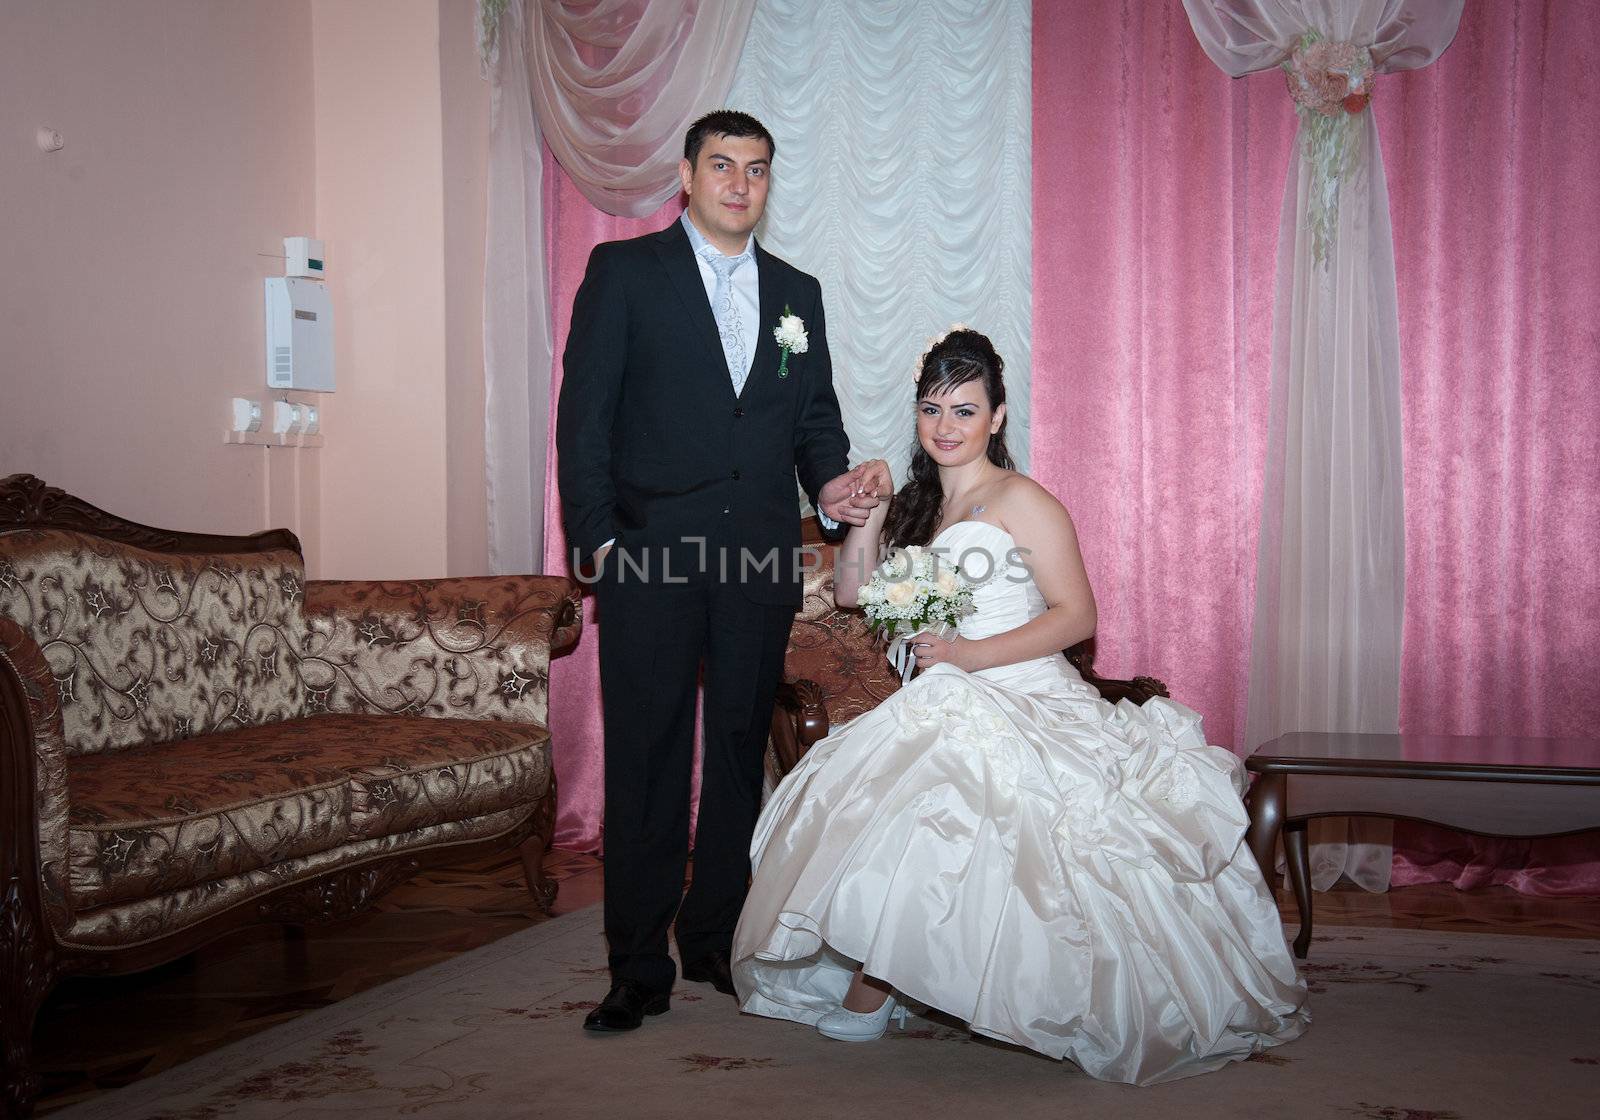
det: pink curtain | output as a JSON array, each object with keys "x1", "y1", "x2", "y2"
[
  {"x1": 542, "y1": 154, "x2": 682, "y2": 849},
  {"x1": 1034, "y1": 0, "x2": 1600, "y2": 892},
  {"x1": 1032, "y1": 0, "x2": 1289, "y2": 750},
  {"x1": 1388, "y1": 1, "x2": 1600, "y2": 894}
]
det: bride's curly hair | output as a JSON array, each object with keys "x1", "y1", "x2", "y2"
[{"x1": 881, "y1": 328, "x2": 1015, "y2": 549}]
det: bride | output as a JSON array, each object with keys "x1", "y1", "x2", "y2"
[{"x1": 731, "y1": 328, "x2": 1308, "y2": 1085}]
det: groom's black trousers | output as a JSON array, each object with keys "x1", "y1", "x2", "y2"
[{"x1": 593, "y1": 553, "x2": 795, "y2": 994}]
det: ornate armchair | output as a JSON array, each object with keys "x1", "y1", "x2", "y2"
[{"x1": 768, "y1": 518, "x2": 1169, "y2": 779}]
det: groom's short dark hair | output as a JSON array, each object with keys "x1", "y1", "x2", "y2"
[{"x1": 684, "y1": 110, "x2": 775, "y2": 167}]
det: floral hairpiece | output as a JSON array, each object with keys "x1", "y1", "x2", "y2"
[{"x1": 914, "y1": 322, "x2": 972, "y2": 381}]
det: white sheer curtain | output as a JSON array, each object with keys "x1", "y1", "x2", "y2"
[
  {"x1": 1183, "y1": 0, "x2": 1463, "y2": 890},
  {"x1": 482, "y1": 0, "x2": 551, "y2": 575},
  {"x1": 727, "y1": 0, "x2": 1033, "y2": 477},
  {"x1": 479, "y1": 0, "x2": 756, "y2": 573}
]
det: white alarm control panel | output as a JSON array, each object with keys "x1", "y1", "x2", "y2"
[{"x1": 264, "y1": 277, "x2": 334, "y2": 392}]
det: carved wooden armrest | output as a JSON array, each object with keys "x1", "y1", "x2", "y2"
[
  {"x1": 300, "y1": 575, "x2": 581, "y2": 725},
  {"x1": 1065, "y1": 639, "x2": 1169, "y2": 706},
  {"x1": 771, "y1": 679, "x2": 828, "y2": 776}
]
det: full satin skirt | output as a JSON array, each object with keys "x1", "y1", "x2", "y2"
[{"x1": 732, "y1": 658, "x2": 1309, "y2": 1085}]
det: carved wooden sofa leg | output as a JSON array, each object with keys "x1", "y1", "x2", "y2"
[
  {"x1": 517, "y1": 779, "x2": 559, "y2": 915},
  {"x1": 2, "y1": 878, "x2": 57, "y2": 1120}
]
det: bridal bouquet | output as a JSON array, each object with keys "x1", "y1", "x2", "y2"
[{"x1": 857, "y1": 545, "x2": 975, "y2": 683}]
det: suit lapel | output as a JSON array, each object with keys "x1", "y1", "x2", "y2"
[
  {"x1": 744, "y1": 243, "x2": 782, "y2": 403},
  {"x1": 651, "y1": 222, "x2": 729, "y2": 386}
]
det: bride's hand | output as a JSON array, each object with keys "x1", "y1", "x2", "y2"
[
  {"x1": 909, "y1": 628, "x2": 985, "y2": 673},
  {"x1": 855, "y1": 458, "x2": 894, "y2": 501}
]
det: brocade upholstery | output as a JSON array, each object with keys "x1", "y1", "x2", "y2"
[
  {"x1": 0, "y1": 529, "x2": 306, "y2": 757},
  {"x1": 59, "y1": 804, "x2": 534, "y2": 950},
  {"x1": 785, "y1": 553, "x2": 902, "y2": 725},
  {"x1": 0, "y1": 479, "x2": 578, "y2": 975},
  {"x1": 300, "y1": 577, "x2": 581, "y2": 729},
  {"x1": 64, "y1": 714, "x2": 550, "y2": 911}
]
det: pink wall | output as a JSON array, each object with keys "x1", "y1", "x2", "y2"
[
  {"x1": 439, "y1": 0, "x2": 493, "y2": 578},
  {"x1": 311, "y1": 0, "x2": 492, "y2": 580},
  {"x1": 311, "y1": 0, "x2": 450, "y2": 580},
  {"x1": 2, "y1": 0, "x2": 493, "y2": 582},
  {"x1": 0, "y1": 0, "x2": 318, "y2": 548}
]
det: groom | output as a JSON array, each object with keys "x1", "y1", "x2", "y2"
[{"x1": 556, "y1": 110, "x2": 886, "y2": 1032}]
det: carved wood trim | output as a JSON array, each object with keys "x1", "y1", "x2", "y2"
[
  {"x1": 517, "y1": 774, "x2": 560, "y2": 914},
  {"x1": 50, "y1": 811, "x2": 543, "y2": 977},
  {"x1": 0, "y1": 474, "x2": 299, "y2": 556},
  {"x1": 1, "y1": 876, "x2": 55, "y2": 1120},
  {"x1": 254, "y1": 860, "x2": 423, "y2": 925},
  {"x1": 1, "y1": 639, "x2": 57, "y2": 1120}
]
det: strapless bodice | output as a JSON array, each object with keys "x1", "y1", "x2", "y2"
[
  {"x1": 927, "y1": 519, "x2": 1081, "y2": 692},
  {"x1": 929, "y1": 520, "x2": 1047, "y2": 642}
]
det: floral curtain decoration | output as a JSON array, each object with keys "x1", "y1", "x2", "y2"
[
  {"x1": 1182, "y1": 0, "x2": 1464, "y2": 891},
  {"x1": 1283, "y1": 30, "x2": 1375, "y2": 265}
]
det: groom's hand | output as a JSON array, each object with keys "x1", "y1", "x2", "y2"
[{"x1": 819, "y1": 461, "x2": 893, "y2": 526}]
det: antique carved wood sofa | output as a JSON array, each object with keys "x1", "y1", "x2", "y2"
[
  {"x1": 0, "y1": 475, "x2": 580, "y2": 1118},
  {"x1": 769, "y1": 518, "x2": 1169, "y2": 777}
]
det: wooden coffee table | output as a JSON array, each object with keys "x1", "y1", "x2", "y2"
[{"x1": 1245, "y1": 732, "x2": 1600, "y2": 958}]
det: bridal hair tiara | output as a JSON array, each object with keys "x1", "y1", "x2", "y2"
[{"x1": 914, "y1": 322, "x2": 972, "y2": 380}]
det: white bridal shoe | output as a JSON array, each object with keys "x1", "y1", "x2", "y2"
[{"x1": 816, "y1": 996, "x2": 910, "y2": 1042}]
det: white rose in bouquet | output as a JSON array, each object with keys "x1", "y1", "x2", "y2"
[{"x1": 884, "y1": 580, "x2": 918, "y2": 608}]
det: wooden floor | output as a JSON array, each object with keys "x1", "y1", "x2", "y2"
[{"x1": 32, "y1": 849, "x2": 1600, "y2": 1114}]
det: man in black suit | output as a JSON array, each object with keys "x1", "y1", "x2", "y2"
[{"x1": 557, "y1": 110, "x2": 887, "y2": 1032}]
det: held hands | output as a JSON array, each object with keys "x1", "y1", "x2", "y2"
[
  {"x1": 909, "y1": 628, "x2": 986, "y2": 673},
  {"x1": 818, "y1": 459, "x2": 895, "y2": 526}
]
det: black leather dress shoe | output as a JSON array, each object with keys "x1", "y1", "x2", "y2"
[
  {"x1": 682, "y1": 949, "x2": 737, "y2": 997},
  {"x1": 583, "y1": 979, "x2": 670, "y2": 1032}
]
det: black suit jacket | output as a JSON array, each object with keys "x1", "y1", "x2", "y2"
[{"x1": 555, "y1": 219, "x2": 850, "y2": 607}]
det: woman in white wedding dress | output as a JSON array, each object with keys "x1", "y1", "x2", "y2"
[{"x1": 731, "y1": 329, "x2": 1308, "y2": 1085}]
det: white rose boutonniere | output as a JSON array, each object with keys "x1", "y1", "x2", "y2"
[{"x1": 774, "y1": 305, "x2": 808, "y2": 379}]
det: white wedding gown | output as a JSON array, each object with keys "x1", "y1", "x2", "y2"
[{"x1": 732, "y1": 520, "x2": 1309, "y2": 1085}]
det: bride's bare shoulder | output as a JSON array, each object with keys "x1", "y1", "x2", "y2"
[{"x1": 991, "y1": 472, "x2": 1073, "y2": 530}]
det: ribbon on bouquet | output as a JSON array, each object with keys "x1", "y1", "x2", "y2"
[
  {"x1": 884, "y1": 622, "x2": 959, "y2": 684},
  {"x1": 886, "y1": 632, "x2": 916, "y2": 684}
]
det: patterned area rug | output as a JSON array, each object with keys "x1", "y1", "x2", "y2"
[{"x1": 52, "y1": 907, "x2": 1599, "y2": 1120}]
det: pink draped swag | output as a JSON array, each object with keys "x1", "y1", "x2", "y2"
[
  {"x1": 529, "y1": 0, "x2": 756, "y2": 217},
  {"x1": 1032, "y1": 0, "x2": 1599, "y2": 892}
]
